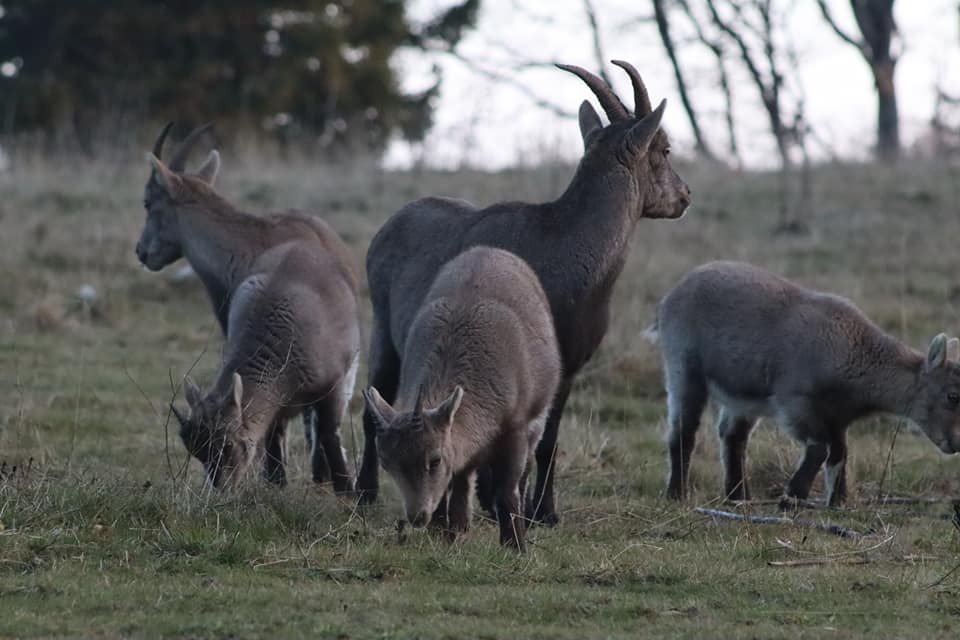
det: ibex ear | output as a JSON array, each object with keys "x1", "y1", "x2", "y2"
[
  {"x1": 231, "y1": 372, "x2": 243, "y2": 412},
  {"x1": 926, "y1": 333, "x2": 949, "y2": 371},
  {"x1": 363, "y1": 386, "x2": 397, "y2": 432},
  {"x1": 148, "y1": 153, "x2": 183, "y2": 195},
  {"x1": 947, "y1": 337, "x2": 960, "y2": 363},
  {"x1": 424, "y1": 386, "x2": 463, "y2": 433},
  {"x1": 194, "y1": 150, "x2": 220, "y2": 185},
  {"x1": 184, "y1": 376, "x2": 203, "y2": 409},
  {"x1": 624, "y1": 98, "x2": 666, "y2": 155},
  {"x1": 578, "y1": 100, "x2": 603, "y2": 144}
]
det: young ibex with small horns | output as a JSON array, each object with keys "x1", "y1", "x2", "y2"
[
  {"x1": 138, "y1": 124, "x2": 360, "y2": 490},
  {"x1": 364, "y1": 247, "x2": 561, "y2": 550},
  {"x1": 651, "y1": 261, "x2": 960, "y2": 506},
  {"x1": 357, "y1": 60, "x2": 691, "y2": 524}
]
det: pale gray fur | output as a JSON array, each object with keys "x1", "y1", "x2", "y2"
[
  {"x1": 653, "y1": 261, "x2": 960, "y2": 506},
  {"x1": 364, "y1": 247, "x2": 561, "y2": 550}
]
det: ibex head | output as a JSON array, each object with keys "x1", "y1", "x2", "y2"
[
  {"x1": 363, "y1": 385, "x2": 464, "y2": 527},
  {"x1": 912, "y1": 334, "x2": 960, "y2": 455},
  {"x1": 171, "y1": 372, "x2": 252, "y2": 489},
  {"x1": 558, "y1": 60, "x2": 690, "y2": 220},
  {"x1": 136, "y1": 123, "x2": 221, "y2": 271}
]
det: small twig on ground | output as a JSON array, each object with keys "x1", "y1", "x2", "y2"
[
  {"x1": 694, "y1": 507, "x2": 862, "y2": 538},
  {"x1": 873, "y1": 495, "x2": 958, "y2": 505},
  {"x1": 768, "y1": 558, "x2": 869, "y2": 567}
]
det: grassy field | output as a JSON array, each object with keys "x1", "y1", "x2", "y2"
[{"x1": 1, "y1": 150, "x2": 960, "y2": 638}]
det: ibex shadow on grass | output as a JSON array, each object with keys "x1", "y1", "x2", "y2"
[
  {"x1": 364, "y1": 247, "x2": 561, "y2": 550},
  {"x1": 650, "y1": 261, "x2": 960, "y2": 506},
  {"x1": 357, "y1": 60, "x2": 691, "y2": 524},
  {"x1": 137, "y1": 125, "x2": 360, "y2": 490}
]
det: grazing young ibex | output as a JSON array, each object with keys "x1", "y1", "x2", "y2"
[
  {"x1": 357, "y1": 60, "x2": 691, "y2": 524},
  {"x1": 652, "y1": 261, "x2": 960, "y2": 506},
  {"x1": 363, "y1": 247, "x2": 561, "y2": 550},
  {"x1": 138, "y1": 124, "x2": 359, "y2": 490}
]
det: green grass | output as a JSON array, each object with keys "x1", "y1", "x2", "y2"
[{"x1": 1, "y1": 154, "x2": 960, "y2": 638}]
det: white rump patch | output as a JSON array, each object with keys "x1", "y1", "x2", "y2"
[
  {"x1": 340, "y1": 352, "x2": 360, "y2": 421},
  {"x1": 824, "y1": 461, "x2": 843, "y2": 499}
]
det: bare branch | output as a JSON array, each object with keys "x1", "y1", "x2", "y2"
[
  {"x1": 440, "y1": 48, "x2": 576, "y2": 119},
  {"x1": 582, "y1": 0, "x2": 613, "y2": 86},
  {"x1": 816, "y1": 0, "x2": 867, "y2": 54},
  {"x1": 652, "y1": 0, "x2": 714, "y2": 158}
]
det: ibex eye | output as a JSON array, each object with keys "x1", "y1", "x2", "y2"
[{"x1": 949, "y1": 392, "x2": 960, "y2": 405}]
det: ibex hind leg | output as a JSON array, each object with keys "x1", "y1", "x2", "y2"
[
  {"x1": 475, "y1": 465, "x2": 496, "y2": 518},
  {"x1": 262, "y1": 419, "x2": 288, "y2": 488},
  {"x1": 305, "y1": 408, "x2": 331, "y2": 484},
  {"x1": 781, "y1": 440, "x2": 829, "y2": 509},
  {"x1": 824, "y1": 432, "x2": 849, "y2": 507},
  {"x1": 312, "y1": 384, "x2": 354, "y2": 495},
  {"x1": 493, "y1": 434, "x2": 529, "y2": 551},
  {"x1": 717, "y1": 410, "x2": 757, "y2": 502},
  {"x1": 528, "y1": 378, "x2": 573, "y2": 527},
  {"x1": 357, "y1": 321, "x2": 401, "y2": 504},
  {"x1": 664, "y1": 367, "x2": 707, "y2": 500}
]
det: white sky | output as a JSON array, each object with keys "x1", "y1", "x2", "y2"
[{"x1": 385, "y1": 0, "x2": 960, "y2": 169}]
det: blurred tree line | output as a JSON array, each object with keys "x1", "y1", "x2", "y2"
[{"x1": 0, "y1": 0, "x2": 479, "y2": 152}]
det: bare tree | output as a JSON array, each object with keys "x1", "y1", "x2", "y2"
[
  {"x1": 705, "y1": 0, "x2": 810, "y2": 231},
  {"x1": 817, "y1": 0, "x2": 899, "y2": 160},
  {"x1": 652, "y1": 0, "x2": 715, "y2": 160},
  {"x1": 676, "y1": 0, "x2": 740, "y2": 165}
]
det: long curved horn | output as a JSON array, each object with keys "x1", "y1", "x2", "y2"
[
  {"x1": 556, "y1": 63, "x2": 629, "y2": 122},
  {"x1": 169, "y1": 123, "x2": 214, "y2": 172},
  {"x1": 611, "y1": 60, "x2": 652, "y2": 116},
  {"x1": 152, "y1": 122, "x2": 174, "y2": 160}
]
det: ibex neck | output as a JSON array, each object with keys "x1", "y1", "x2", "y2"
[
  {"x1": 178, "y1": 201, "x2": 263, "y2": 301},
  {"x1": 863, "y1": 343, "x2": 924, "y2": 419},
  {"x1": 549, "y1": 163, "x2": 641, "y2": 283}
]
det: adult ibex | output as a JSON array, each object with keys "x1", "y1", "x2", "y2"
[
  {"x1": 138, "y1": 125, "x2": 359, "y2": 490},
  {"x1": 651, "y1": 261, "x2": 960, "y2": 506},
  {"x1": 357, "y1": 60, "x2": 691, "y2": 524},
  {"x1": 364, "y1": 247, "x2": 561, "y2": 550}
]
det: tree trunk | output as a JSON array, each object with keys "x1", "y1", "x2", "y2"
[
  {"x1": 873, "y1": 59, "x2": 899, "y2": 160},
  {"x1": 652, "y1": 0, "x2": 714, "y2": 160}
]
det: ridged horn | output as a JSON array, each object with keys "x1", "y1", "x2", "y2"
[
  {"x1": 169, "y1": 123, "x2": 214, "y2": 172},
  {"x1": 152, "y1": 122, "x2": 174, "y2": 160},
  {"x1": 556, "y1": 63, "x2": 629, "y2": 122},
  {"x1": 611, "y1": 59, "x2": 652, "y2": 116}
]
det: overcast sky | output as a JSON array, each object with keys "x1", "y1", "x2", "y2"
[{"x1": 385, "y1": 0, "x2": 960, "y2": 169}]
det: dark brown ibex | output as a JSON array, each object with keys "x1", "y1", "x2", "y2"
[
  {"x1": 138, "y1": 125, "x2": 359, "y2": 490},
  {"x1": 650, "y1": 261, "x2": 960, "y2": 506},
  {"x1": 364, "y1": 247, "x2": 561, "y2": 550},
  {"x1": 357, "y1": 60, "x2": 691, "y2": 524}
]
